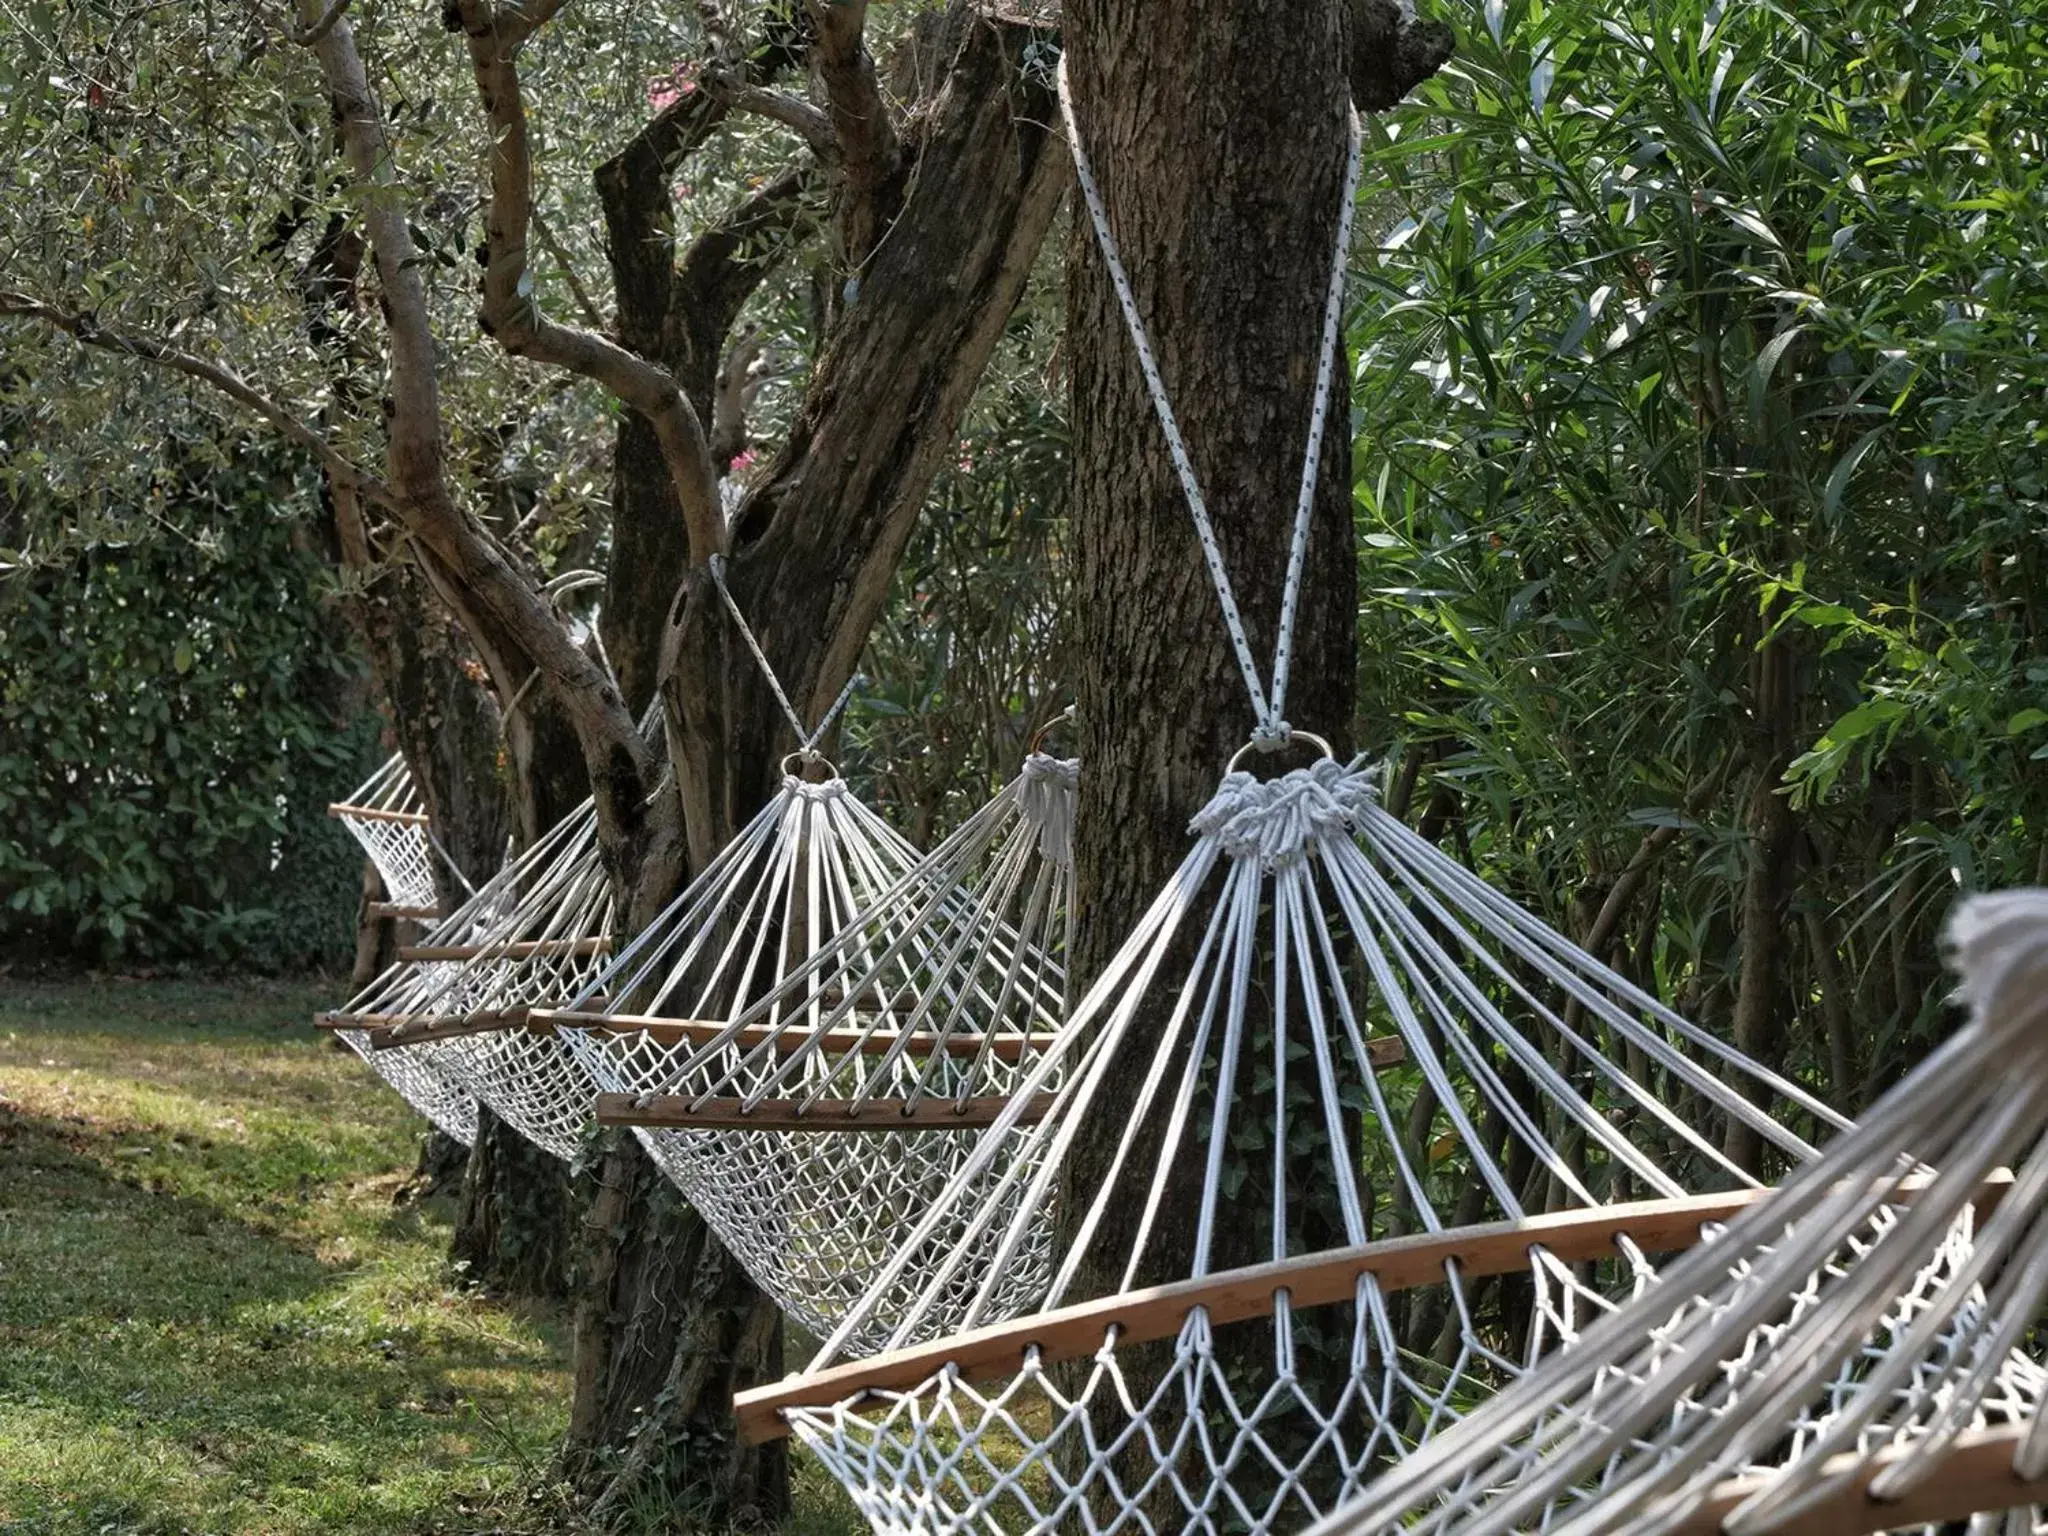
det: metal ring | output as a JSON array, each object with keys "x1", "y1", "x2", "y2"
[
  {"x1": 1226, "y1": 729, "x2": 1335, "y2": 775},
  {"x1": 781, "y1": 750, "x2": 837, "y2": 781},
  {"x1": 1028, "y1": 705, "x2": 1077, "y2": 757}
]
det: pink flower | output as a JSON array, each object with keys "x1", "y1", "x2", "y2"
[
  {"x1": 647, "y1": 65, "x2": 697, "y2": 114},
  {"x1": 730, "y1": 448, "x2": 758, "y2": 473}
]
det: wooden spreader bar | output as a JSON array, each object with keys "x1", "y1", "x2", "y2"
[
  {"x1": 537, "y1": 1009, "x2": 1064, "y2": 1063},
  {"x1": 327, "y1": 802, "x2": 430, "y2": 827},
  {"x1": 313, "y1": 1010, "x2": 520, "y2": 1044},
  {"x1": 597, "y1": 1091, "x2": 1055, "y2": 1133},
  {"x1": 368, "y1": 901, "x2": 441, "y2": 922},
  {"x1": 1670, "y1": 1423, "x2": 2048, "y2": 1536},
  {"x1": 396, "y1": 937, "x2": 610, "y2": 963},
  {"x1": 731, "y1": 1173, "x2": 2014, "y2": 1445},
  {"x1": 314, "y1": 1012, "x2": 379, "y2": 1035},
  {"x1": 364, "y1": 1010, "x2": 535, "y2": 1049},
  {"x1": 316, "y1": 1008, "x2": 1073, "y2": 1057},
  {"x1": 540, "y1": 1012, "x2": 1403, "y2": 1070}
]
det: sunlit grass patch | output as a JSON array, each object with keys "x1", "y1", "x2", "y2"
[{"x1": 0, "y1": 978, "x2": 570, "y2": 1536}]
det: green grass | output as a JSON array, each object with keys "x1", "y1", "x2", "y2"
[{"x1": 0, "y1": 978, "x2": 569, "y2": 1536}]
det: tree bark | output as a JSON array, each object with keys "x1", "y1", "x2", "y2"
[
  {"x1": 333, "y1": 499, "x2": 584, "y2": 1300},
  {"x1": 1061, "y1": 0, "x2": 1363, "y2": 1299},
  {"x1": 661, "y1": 5, "x2": 1070, "y2": 878},
  {"x1": 560, "y1": 6, "x2": 1069, "y2": 1521},
  {"x1": 340, "y1": 550, "x2": 511, "y2": 908},
  {"x1": 1057, "y1": 0, "x2": 1445, "y2": 1516}
]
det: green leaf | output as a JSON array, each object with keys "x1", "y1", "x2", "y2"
[
  {"x1": 1746, "y1": 326, "x2": 1805, "y2": 422},
  {"x1": 1822, "y1": 429, "x2": 1887, "y2": 523},
  {"x1": 1795, "y1": 604, "x2": 1855, "y2": 628},
  {"x1": 1825, "y1": 698, "x2": 1909, "y2": 746}
]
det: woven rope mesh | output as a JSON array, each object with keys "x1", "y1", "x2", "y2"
[
  {"x1": 327, "y1": 799, "x2": 613, "y2": 1159},
  {"x1": 557, "y1": 758, "x2": 1076, "y2": 1349},
  {"x1": 1297, "y1": 889, "x2": 2048, "y2": 1536},
  {"x1": 330, "y1": 753, "x2": 440, "y2": 912},
  {"x1": 774, "y1": 758, "x2": 1858, "y2": 1534},
  {"x1": 333, "y1": 1022, "x2": 478, "y2": 1146}
]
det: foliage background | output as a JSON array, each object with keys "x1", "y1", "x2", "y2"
[
  {"x1": 0, "y1": 432, "x2": 372, "y2": 971},
  {"x1": 1348, "y1": 0, "x2": 2048, "y2": 1104}
]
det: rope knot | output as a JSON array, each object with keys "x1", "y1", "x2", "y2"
[
  {"x1": 1018, "y1": 755, "x2": 1080, "y2": 865},
  {"x1": 1947, "y1": 889, "x2": 2048, "y2": 1046},
  {"x1": 1249, "y1": 717, "x2": 1294, "y2": 751},
  {"x1": 787, "y1": 770, "x2": 847, "y2": 803},
  {"x1": 1190, "y1": 759, "x2": 1377, "y2": 870}
]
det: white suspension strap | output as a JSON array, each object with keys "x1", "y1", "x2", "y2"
[
  {"x1": 1056, "y1": 54, "x2": 1364, "y2": 747},
  {"x1": 708, "y1": 553, "x2": 862, "y2": 756}
]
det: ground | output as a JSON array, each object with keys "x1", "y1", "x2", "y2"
[{"x1": 0, "y1": 979, "x2": 861, "y2": 1536}]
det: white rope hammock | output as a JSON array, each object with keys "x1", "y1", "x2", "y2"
[
  {"x1": 319, "y1": 796, "x2": 614, "y2": 1160},
  {"x1": 327, "y1": 752, "x2": 447, "y2": 918},
  {"x1": 743, "y1": 750, "x2": 1845, "y2": 1530},
  {"x1": 543, "y1": 567, "x2": 1076, "y2": 1349},
  {"x1": 333, "y1": 1021, "x2": 479, "y2": 1147},
  {"x1": 1302, "y1": 889, "x2": 2048, "y2": 1536},
  {"x1": 727, "y1": 62, "x2": 1853, "y2": 1533}
]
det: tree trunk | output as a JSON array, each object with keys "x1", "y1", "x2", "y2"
[
  {"x1": 400, "y1": 1127, "x2": 471, "y2": 1206},
  {"x1": 447, "y1": 701, "x2": 586, "y2": 1301},
  {"x1": 349, "y1": 859, "x2": 399, "y2": 991},
  {"x1": 566, "y1": 1137, "x2": 790, "y2": 1529},
  {"x1": 449, "y1": 1103, "x2": 575, "y2": 1296},
  {"x1": 336, "y1": 488, "x2": 583, "y2": 1303},
  {"x1": 1058, "y1": 0, "x2": 1445, "y2": 1517},
  {"x1": 356, "y1": 568, "x2": 511, "y2": 907},
  {"x1": 561, "y1": 7, "x2": 1069, "y2": 1522},
  {"x1": 1061, "y1": 0, "x2": 1362, "y2": 1304}
]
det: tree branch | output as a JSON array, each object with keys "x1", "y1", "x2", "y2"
[
  {"x1": 0, "y1": 289, "x2": 400, "y2": 513},
  {"x1": 711, "y1": 326, "x2": 768, "y2": 467},
  {"x1": 673, "y1": 162, "x2": 816, "y2": 382},
  {"x1": 708, "y1": 76, "x2": 837, "y2": 161},
  {"x1": 284, "y1": 0, "x2": 352, "y2": 45},
  {"x1": 1349, "y1": 0, "x2": 1456, "y2": 112},
  {"x1": 802, "y1": 0, "x2": 902, "y2": 265},
  {"x1": 596, "y1": 89, "x2": 734, "y2": 358},
  {"x1": 452, "y1": 0, "x2": 728, "y2": 566},
  {"x1": 592, "y1": 42, "x2": 811, "y2": 712},
  {"x1": 295, "y1": 0, "x2": 650, "y2": 789}
]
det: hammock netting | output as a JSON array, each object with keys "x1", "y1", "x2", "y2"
[
  {"x1": 752, "y1": 754, "x2": 1852, "y2": 1535},
  {"x1": 548, "y1": 752, "x2": 1076, "y2": 1350},
  {"x1": 334, "y1": 1023, "x2": 478, "y2": 1146},
  {"x1": 325, "y1": 797, "x2": 613, "y2": 1160},
  {"x1": 1304, "y1": 890, "x2": 2048, "y2": 1536},
  {"x1": 328, "y1": 752, "x2": 441, "y2": 915}
]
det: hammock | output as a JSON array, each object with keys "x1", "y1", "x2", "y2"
[
  {"x1": 318, "y1": 796, "x2": 614, "y2": 1160},
  {"x1": 539, "y1": 565, "x2": 1075, "y2": 1350},
  {"x1": 328, "y1": 752, "x2": 447, "y2": 920},
  {"x1": 1302, "y1": 889, "x2": 2048, "y2": 1536},
  {"x1": 333, "y1": 1022, "x2": 478, "y2": 1147},
  {"x1": 728, "y1": 63, "x2": 1851, "y2": 1533}
]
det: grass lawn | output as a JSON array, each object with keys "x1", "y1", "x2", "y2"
[
  {"x1": 0, "y1": 978, "x2": 871, "y2": 1536},
  {"x1": 0, "y1": 977, "x2": 574, "y2": 1535}
]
